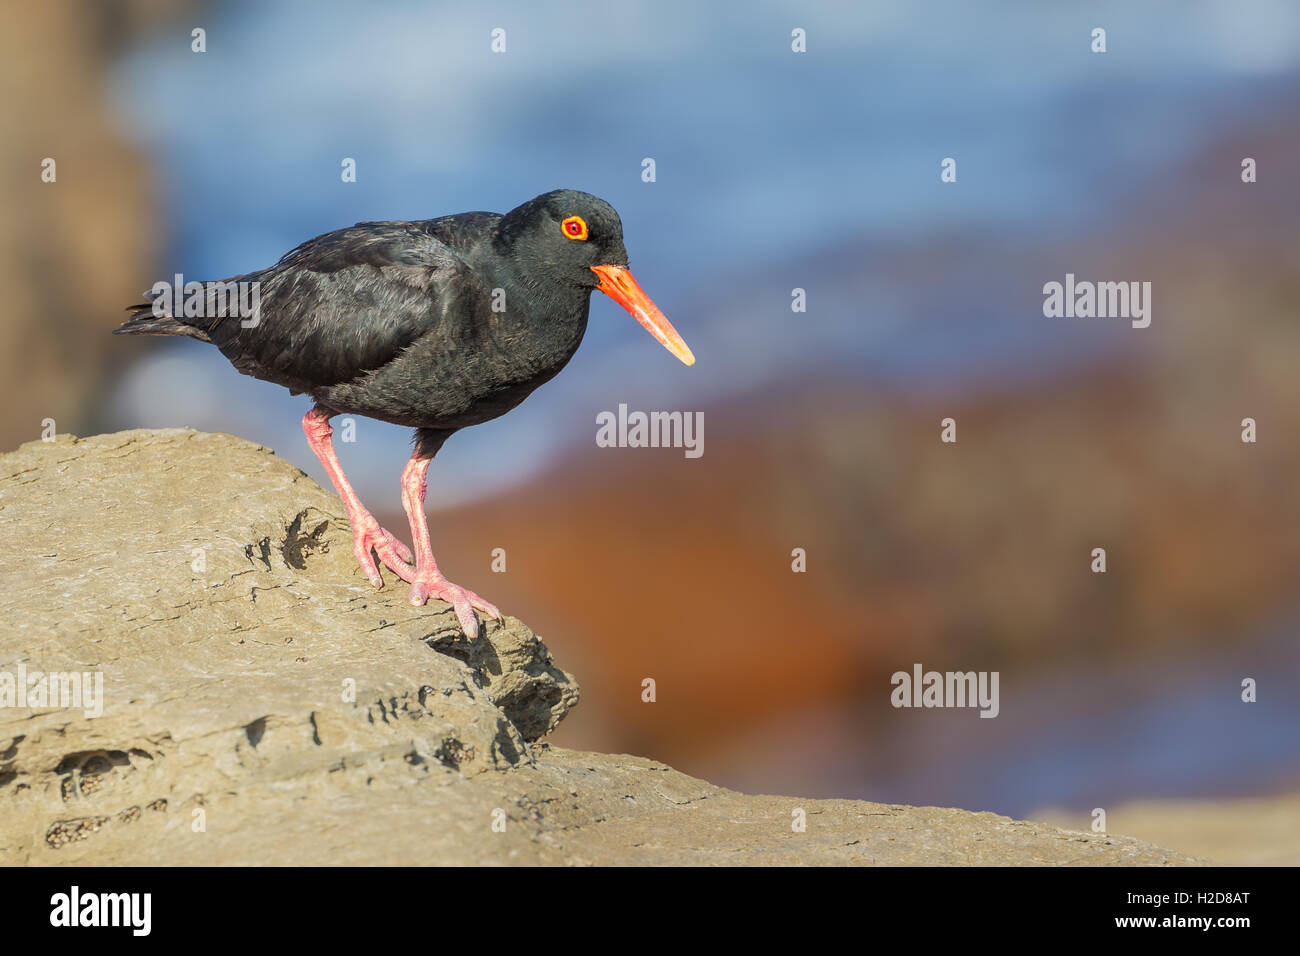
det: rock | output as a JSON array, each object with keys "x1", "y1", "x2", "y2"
[
  {"x1": 0, "y1": 429, "x2": 1203, "y2": 865},
  {"x1": 1034, "y1": 793, "x2": 1300, "y2": 866}
]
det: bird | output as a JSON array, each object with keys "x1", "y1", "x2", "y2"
[{"x1": 115, "y1": 189, "x2": 694, "y2": 638}]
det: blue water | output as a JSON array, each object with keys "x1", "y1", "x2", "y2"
[
  {"x1": 710, "y1": 619, "x2": 1300, "y2": 818},
  {"x1": 868, "y1": 627, "x2": 1300, "y2": 817},
  {"x1": 106, "y1": 0, "x2": 1300, "y2": 502}
]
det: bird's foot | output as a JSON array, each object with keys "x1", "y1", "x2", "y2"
[
  {"x1": 408, "y1": 573, "x2": 501, "y2": 639},
  {"x1": 347, "y1": 511, "x2": 415, "y2": 587}
]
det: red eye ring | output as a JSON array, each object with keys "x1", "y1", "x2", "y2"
[{"x1": 561, "y1": 215, "x2": 589, "y2": 240}]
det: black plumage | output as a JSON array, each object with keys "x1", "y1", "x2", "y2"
[{"x1": 115, "y1": 189, "x2": 694, "y2": 637}]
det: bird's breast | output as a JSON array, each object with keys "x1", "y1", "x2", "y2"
[{"x1": 312, "y1": 291, "x2": 590, "y2": 431}]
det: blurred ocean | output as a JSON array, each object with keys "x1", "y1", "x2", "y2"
[{"x1": 104, "y1": 0, "x2": 1300, "y2": 505}]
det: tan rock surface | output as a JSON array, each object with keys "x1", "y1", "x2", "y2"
[
  {"x1": 1035, "y1": 793, "x2": 1300, "y2": 866},
  {"x1": 0, "y1": 430, "x2": 1203, "y2": 865}
]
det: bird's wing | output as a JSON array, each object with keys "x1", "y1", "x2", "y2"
[{"x1": 204, "y1": 221, "x2": 486, "y2": 393}]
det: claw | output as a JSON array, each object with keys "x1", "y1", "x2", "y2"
[
  {"x1": 408, "y1": 575, "x2": 500, "y2": 638},
  {"x1": 347, "y1": 513, "x2": 414, "y2": 587},
  {"x1": 382, "y1": 529, "x2": 414, "y2": 565}
]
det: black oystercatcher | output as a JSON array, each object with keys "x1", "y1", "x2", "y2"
[{"x1": 116, "y1": 189, "x2": 694, "y2": 637}]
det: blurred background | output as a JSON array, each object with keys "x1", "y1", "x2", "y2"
[{"x1": 4, "y1": 0, "x2": 1298, "y2": 862}]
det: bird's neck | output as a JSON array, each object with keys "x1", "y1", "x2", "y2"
[{"x1": 475, "y1": 255, "x2": 592, "y2": 377}]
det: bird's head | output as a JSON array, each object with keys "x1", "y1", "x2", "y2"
[{"x1": 495, "y1": 189, "x2": 695, "y2": 366}]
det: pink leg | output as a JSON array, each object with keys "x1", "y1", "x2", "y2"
[
  {"x1": 302, "y1": 407, "x2": 415, "y2": 587},
  {"x1": 400, "y1": 452, "x2": 501, "y2": 638}
]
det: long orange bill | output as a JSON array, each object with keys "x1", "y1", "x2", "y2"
[{"x1": 590, "y1": 264, "x2": 696, "y2": 366}]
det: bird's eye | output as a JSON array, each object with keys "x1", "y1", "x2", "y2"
[{"x1": 561, "y1": 215, "x2": 589, "y2": 241}]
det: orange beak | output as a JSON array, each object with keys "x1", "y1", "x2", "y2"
[{"x1": 590, "y1": 264, "x2": 695, "y2": 366}]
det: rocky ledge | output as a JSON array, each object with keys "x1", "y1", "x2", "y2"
[{"x1": 0, "y1": 430, "x2": 1202, "y2": 865}]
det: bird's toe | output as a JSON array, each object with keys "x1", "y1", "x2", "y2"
[
  {"x1": 468, "y1": 591, "x2": 501, "y2": 620},
  {"x1": 380, "y1": 528, "x2": 414, "y2": 564},
  {"x1": 350, "y1": 539, "x2": 384, "y2": 588},
  {"x1": 407, "y1": 577, "x2": 495, "y2": 639},
  {"x1": 349, "y1": 516, "x2": 415, "y2": 588}
]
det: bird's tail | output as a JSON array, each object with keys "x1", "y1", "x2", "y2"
[
  {"x1": 114, "y1": 270, "x2": 275, "y2": 343},
  {"x1": 114, "y1": 285, "x2": 215, "y2": 341}
]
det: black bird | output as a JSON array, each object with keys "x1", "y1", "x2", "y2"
[{"x1": 116, "y1": 189, "x2": 694, "y2": 637}]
